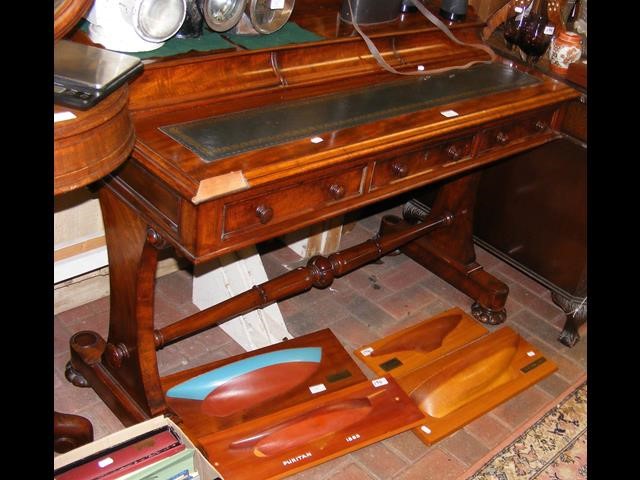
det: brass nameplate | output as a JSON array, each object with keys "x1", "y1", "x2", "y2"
[
  {"x1": 326, "y1": 369, "x2": 352, "y2": 383},
  {"x1": 521, "y1": 356, "x2": 547, "y2": 373},
  {"x1": 379, "y1": 357, "x2": 404, "y2": 372}
]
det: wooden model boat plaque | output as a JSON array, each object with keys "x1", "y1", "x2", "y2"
[
  {"x1": 198, "y1": 376, "x2": 426, "y2": 480},
  {"x1": 357, "y1": 320, "x2": 557, "y2": 445},
  {"x1": 162, "y1": 329, "x2": 367, "y2": 439},
  {"x1": 354, "y1": 307, "x2": 489, "y2": 377}
]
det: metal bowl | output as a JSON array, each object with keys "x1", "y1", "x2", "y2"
[
  {"x1": 201, "y1": 0, "x2": 248, "y2": 32},
  {"x1": 247, "y1": 0, "x2": 295, "y2": 34}
]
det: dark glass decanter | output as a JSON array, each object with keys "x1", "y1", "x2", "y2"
[
  {"x1": 503, "y1": 1, "x2": 533, "y2": 51},
  {"x1": 518, "y1": 0, "x2": 555, "y2": 64}
]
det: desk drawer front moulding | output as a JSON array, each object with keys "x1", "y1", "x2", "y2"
[
  {"x1": 370, "y1": 134, "x2": 475, "y2": 191},
  {"x1": 477, "y1": 108, "x2": 556, "y2": 154},
  {"x1": 109, "y1": 104, "x2": 564, "y2": 264},
  {"x1": 221, "y1": 164, "x2": 366, "y2": 239}
]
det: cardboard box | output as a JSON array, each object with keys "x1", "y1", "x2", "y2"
[{"x1": 54, "y1": 416, "x2": 223, "y2": 480}]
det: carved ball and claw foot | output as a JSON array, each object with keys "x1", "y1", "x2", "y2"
[
  {"x1": 471, "y1": 302, "x2": 507, "y2": 325},
  {"x1": 558, "y1": 328, "x2": 580, "y2": 348},
  {"x1": 552, "y1": 292, "x2": 586, "y2": 348}
]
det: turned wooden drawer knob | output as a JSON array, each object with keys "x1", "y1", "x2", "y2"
[
  {"x1": 535, "y1": 120, "x2": 547, "y2": 131},
  {"x1": 391, "y1": 162, "x2": 408, "y2": 178},
  {"x1": 255, "y1": 204, "x2": 273, "y2": 224},
  {"x1": 495, "y1": 131, "x2": 510, "y2": 145},
  {"x1": 329, "y1": 183, "x2": 346, "y2": 199},
  {"x1": 447, "y1": 145, "x2": 461, "y2": 160}
]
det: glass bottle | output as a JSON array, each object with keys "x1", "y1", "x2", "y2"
[
  {"x1": 566, "y1": 0, "x2": 581, "y2": 31},
  {"x1": 519, "y1": 0, "x2": 555, "y2": 64},
  {"x1": 175, "y1": 0, "x2": 204, "y2": 39},
  {"x1": 503, "y1": 0, "x2": 533, "y2": 51},
  {"x1": 440, "y1": 0, "x2": 468, "y2": 22}
]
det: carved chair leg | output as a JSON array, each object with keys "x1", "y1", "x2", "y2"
[{"x1": 54, "y1": 411, "x2": 94, "y2": 453}]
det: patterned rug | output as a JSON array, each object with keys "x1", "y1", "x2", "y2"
[{"x1": 462, "y1": 375, "x2": 587, "y2": 479}]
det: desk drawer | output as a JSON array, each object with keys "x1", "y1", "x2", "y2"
[
  {"x1": 222, "y1": 166, "x2": 365, "y2": 238},
  {"x1": 370, "y1": 135, "x2": 474, "y2": 191},
  {"x1": 478, "y1": 109, "x2": 555, "y2": 154}
]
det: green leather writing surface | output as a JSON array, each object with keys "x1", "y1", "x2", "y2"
[{"x1": 160, "y1": 63, "x2": 540, "y2": 163}]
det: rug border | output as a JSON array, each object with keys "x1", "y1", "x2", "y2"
[{"x1": 458, "y1": 372, "x2": 588, "y2": 479}]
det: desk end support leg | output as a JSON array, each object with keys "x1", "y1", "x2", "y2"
[
  {"x1": 68, "y1": 330, "x2": 152, "y2": 426},
  {"x1": 63, "y1": 184, "x2": 168, "y2": 427},
  {"x1": 398, "y1": 173, "x2": 509, "y2": 324}
]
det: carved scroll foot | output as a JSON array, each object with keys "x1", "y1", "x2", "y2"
[
  {"x1": 471, "y1": 302, "x2": 507, "y2": 325},
  {"x1": 65, "y1": 360, "x2": 89, "y2": 388},
  {"x1": 54, "y1": 411, "x2": 94, "y2": 453},
  {"x1": 68, "y1": 330, "x2": 151, "y2": 426}
]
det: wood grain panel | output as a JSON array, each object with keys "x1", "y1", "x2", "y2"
[
  {"x1": 398, "y1": 327, "x2": 557, "y2": 444},
  {"x1": 198, "y1": 377, "x2": 426, "y2": 480},
  {"x1": 161, "y1": 329, "x2": 367, "y2": 439},
  {"x1": 354, "y1": 307, "x2": 488, "y2": 378}
]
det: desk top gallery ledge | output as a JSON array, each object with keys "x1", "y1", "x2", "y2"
[{"x1": 93, "y1": 0, "x2": 580, "y2": 205}]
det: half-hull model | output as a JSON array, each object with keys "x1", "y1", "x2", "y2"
[
  {"x1": 167, "y1": 347, "x2": 322, "y2": 417},
  {"x1": 199, "y1": 377, "x2": 426, "y2": 479},
  {"x1": 355, "y1": 307, "x2": 488, "y2": 377},
  {"x1": 398, "y1": 327, "x2": 557, "y2": 444},
  {"x1": 230, "y1": 397, "x2": 375, "y2": 457},
  {"x1": 162, "y1": 329, "x2": 367, "y2": 439}
]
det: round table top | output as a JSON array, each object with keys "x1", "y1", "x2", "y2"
[
  {"x1": 54, "y1": 0, "x2": 94, "y2": 40},
  {"x1": 54, "y1": 84, "x2": 135, "y2": 195}
]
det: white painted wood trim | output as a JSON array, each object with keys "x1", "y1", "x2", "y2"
[
  {"x1": 193, "y1": 246, "x2": 292, "y2": 351},
  {"x1": 54, "y1": 246, "x2": 109, "y2": 284}
]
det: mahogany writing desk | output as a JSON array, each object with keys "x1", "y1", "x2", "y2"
[{"x1": 65, "y1": 1, "x2": 580, "y2": 430}]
